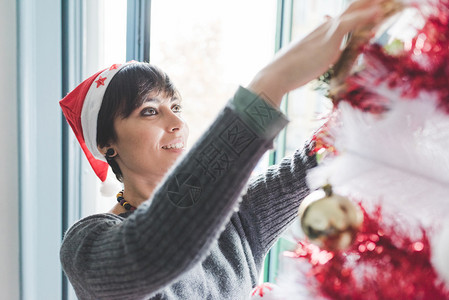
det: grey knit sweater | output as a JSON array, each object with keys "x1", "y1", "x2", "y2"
[{"x1": 60, "y1": 87, "x2": 316, "y2": 299}]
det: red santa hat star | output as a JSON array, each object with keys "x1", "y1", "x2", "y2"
[{"x1": 60, "y1": 61, "x2": 136, "y2": 181}]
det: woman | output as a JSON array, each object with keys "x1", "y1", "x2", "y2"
[{"x1": 60, "y1": 1, "x2": 384, "y2": 299}]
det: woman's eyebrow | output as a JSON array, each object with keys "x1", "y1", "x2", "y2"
[
  {"x1": 143, "y1": 96, "x2": 179, "y2": 103},
  {"x1": 143, "y1": 97, "x2": 161, "y2": 104}
]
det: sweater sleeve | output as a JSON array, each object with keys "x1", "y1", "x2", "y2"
[
  {"x1": 60, "y1": 87, "x2": 288, "y2": 300},
  {"x1": 236, "y1": 140, "x2": 317, "y2": 267}
]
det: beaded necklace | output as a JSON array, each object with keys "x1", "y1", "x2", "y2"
[{"x1": 116, "y1": 190, "x2": 137, "y2": 211}]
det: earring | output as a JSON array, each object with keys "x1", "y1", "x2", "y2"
[{"x1": 105, "y1": 148, "x2": 116, "y2": 159}]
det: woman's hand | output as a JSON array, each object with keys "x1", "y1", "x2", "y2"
[{"x1": 247, "y1": 0, "x2": 386, "y2": 108}]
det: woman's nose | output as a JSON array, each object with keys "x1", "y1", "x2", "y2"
[{"x1": 166, "y1": 111, "x2": 185, "y2": 132}]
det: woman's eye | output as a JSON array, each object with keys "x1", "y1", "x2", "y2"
[
  {"x1": 141, "y1": 107, "x2": 157, "y2": 116},
  {"x1": 172, "y1": 104, "x2": 182, "y2": 113}
]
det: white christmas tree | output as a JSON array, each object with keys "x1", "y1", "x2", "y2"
[{"x1": 252, "y1": 0, "x2": 449, "y2": 298}]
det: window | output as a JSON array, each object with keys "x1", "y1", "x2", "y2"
[
  {"x1": 263, "y1": 0, "x2": 349, "y2": 284},
  {"x1": 150, "y1": 0, "x2": 278, "y2": 150},
  {"x1": 285, "y1": 0, "x2": 347, "y2": 157},
  {"x1": 77, "y1": 0, "x2": 128, "y2": 217}
]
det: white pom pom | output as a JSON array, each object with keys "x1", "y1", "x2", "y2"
[
  {"x1": 100, "y1": 171, "x2": 122, "y2": 197},
  {"x1": 432, "y1": 221, "x2": 449, "y2": 287}
]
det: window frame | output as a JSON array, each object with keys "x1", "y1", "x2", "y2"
[
  {"x1": 263, "y1": 0, "x2": 294, "y2": 283},
  {"x1": 17, "y1": 0, "x2": 63, "y2": 299}
]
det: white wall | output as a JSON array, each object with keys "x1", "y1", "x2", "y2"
[{"x1": 0, "y1": 0, "x2": 20, "y2": 299}]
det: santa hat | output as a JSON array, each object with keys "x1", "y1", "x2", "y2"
[{"x1": 60, "y1": 62, "x2": 136, "y2": 181}]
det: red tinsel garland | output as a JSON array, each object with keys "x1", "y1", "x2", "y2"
[
  {"x1": 312, "y1": 0, "x2": 449, "y2": 155},
  {"x1": 337, "y1": 0, "x2": 449, "y2": 114},
  {"x1": 286, "y1": 206, "x2": 449, "y2": 299}
]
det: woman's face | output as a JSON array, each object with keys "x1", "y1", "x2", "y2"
[{"x1": 110, "y1": 92, "x2": 189, "y2": 179}]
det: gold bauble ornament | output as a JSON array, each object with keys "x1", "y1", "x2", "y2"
[{"x1": 298, "y1": 184, "x2": 363, "y2": 251}]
